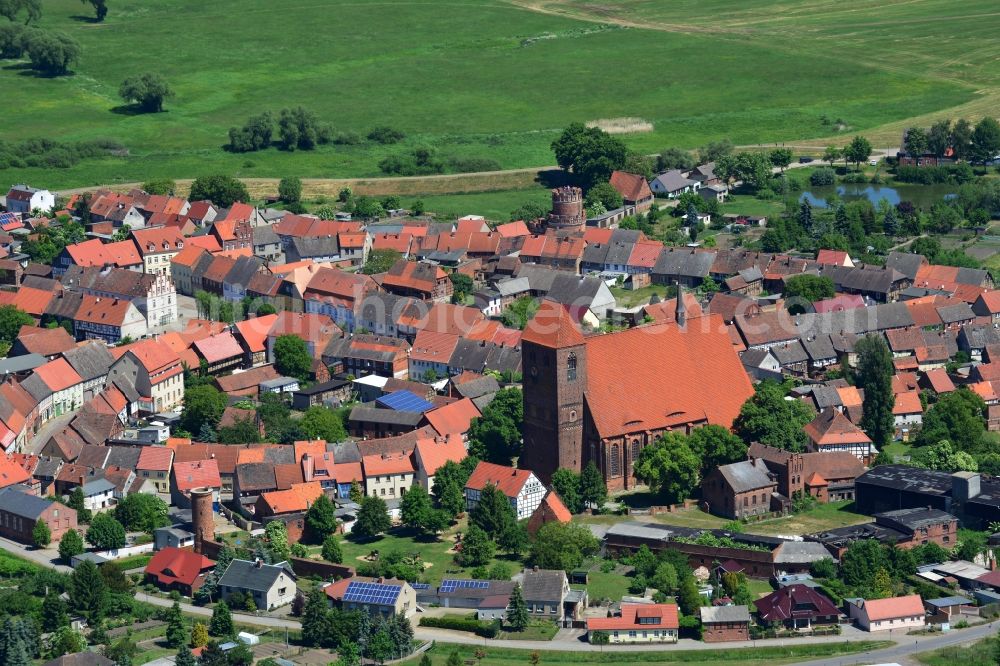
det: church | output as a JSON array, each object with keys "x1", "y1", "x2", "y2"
[{"x1": 520, "y1": 295, "x2": 754, "y2": 492}]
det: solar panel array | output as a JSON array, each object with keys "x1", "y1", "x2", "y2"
[
  {"x1": 410, "y1": 583, "x2": 431, "y2": 590},
  {"x1": 376, "y1": 390, "x2": 434, "y2": 413},
  {"x1": 439, "y1": 579, "x2": 490, "y2": 593},
  {"x1": 342, "y1": 581, "x2": 402, "y2": 605}
]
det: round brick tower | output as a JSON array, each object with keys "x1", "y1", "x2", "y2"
[
  {"x1": 548, "y1": 186, "x2": 585, "y2": 230},
  {"x1": 190, "y1": 487, "x2": 215, "y2": 554}
]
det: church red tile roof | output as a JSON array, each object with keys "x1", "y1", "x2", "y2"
[{"x1": 521, "y1": 300, "x2": 585, "y2": 347}]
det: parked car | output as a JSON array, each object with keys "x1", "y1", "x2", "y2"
[{"x1": 798, "y1": 156, "x2": 814, "y2": 164}]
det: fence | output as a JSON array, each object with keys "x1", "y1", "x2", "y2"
[{"x1": 95, "y1": 542, "x2": 154, "y2": 561}]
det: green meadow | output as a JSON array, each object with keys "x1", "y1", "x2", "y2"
[{"x1": 0, "y1": 0, "x2": 991, "y2": 188}]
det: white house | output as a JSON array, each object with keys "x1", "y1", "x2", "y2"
[
  {"x1": 81, "y1": 478, "x2": 116, "y2": 512},
  {"x1": 893, "y1": 392, "x2": 923, "y2": 435},
  {"x1": 5, "y1": 185, "x2": 55, "y2": 215},
  {"x1": 464, "y1": 461, "x2": 545, "y2": 521},
  {"x1": 218, "y1": 559, "x2": 297, "y2": 610},
  {"x1": 648, "y1": 171, "x2": 697, "y2": 198},
  {"x1": 853, "y1": 594, "x2": 925, "y2": 632},
  {"x1": 362, "y1": 452, "x2": 415, "y2": 500}
]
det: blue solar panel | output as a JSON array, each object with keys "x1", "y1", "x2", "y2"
[
  {"x1": 343, "y1": 581, "x2": 402, "y2": 605},
  {"x1": 439, "y1": 579, "x2": 490, "y2": 593},
  {"x1": 376, "y1": 390, "x2": 434, "y2": 413},
  {"x1": 410, "y1": 583, "x2": 431, "y2": 590}
]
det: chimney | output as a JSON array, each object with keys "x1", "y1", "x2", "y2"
[
  {"x1": 675, "y1": 282, "x2": 687, "y2": 328},
  {"x1": 255, "y1": 558, "x2": 263, "y2": 568}
]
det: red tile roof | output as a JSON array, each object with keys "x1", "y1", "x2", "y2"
[
  {"x1": 131, "y1": 226, "x2": 185, "y2": 255},
  {"x1": 137, "y1": 446, "x2": 174, "y2": 472},
  {"x1": 173, "y1": 459, "x2": 222, "y2": 492},
  {"x1": 587, "y1": 603, "x2": 678, "y2": 631},
  {"x1": 193, "y1": 331, "x2": 243, "y2": 364},
  {"x1": 331, "y1": 461, "x2": 363, "y2": 483},
  {"x1": 609, "y1": 171, "x2": 653, "y2": 203},
  {"x1": 362, "y1": 451, "x2": 415, "y2": 476},
  {"x1": 923, "y1": 368, "x2": 956, "y2": 393},
  {"x1": 813, "y1": 294, "x2": 865, "y2": 314},
  {"x1": 73, "y1": 294, "x2": 134, "y2": 327},
  {"x1": 0, "y1": 454, "x2": 31, "y2": 488},
  {"x1": 0, "y1": 286, "x2": 54, "y2": 316},
  {"x1": 234, "y1": 314, "x2": 279, "y2": 354},
  {"x1": 127, "y1": 338, "x2": 182, "y2": 374},
  {"x1": 861, "y1": 594, "x2": 924, "y2": 622},
  {"x1": 893, "y1": 391, "x2": 923, "y2": 415},
  {"x1": 145, "y1": 547, "x2": 215, "y2": 587},
  {"x1": 424, "y1": 398, "x2": 480, "y2": 437},
  {"x1": 536, "y1": 491, "x2": 571, "y2": 523},
  {"x1": 413, "y1": 434, "x2": 466, "y2": 477},
  {"x1": 13, "y1": 325, "x2": 75, "y2": 356},
  {"x1": 521, "y1": 300, "x2": 585, "y2": 347},
  {"x1": 258, "y1": 481, "x2": 325, "y2": 514},
  {"x1": 496, "y1": 221, "x2": 529, "y2": 238},
  {"x1": 804, "y1": 408, "x2": 872, "y2": 446},
  {"x1": 409, "y1": 330, "x2": 460, "y2": 364},
  {"x1": 815, "y1": 250, "x2": 851, "y2": 266},
  {"x1": 465, "y1": 461, "x2": 533, "y2": 498},
  {"x1": 754, "y1": 584, "x2": 839, "y2": 622},
  {"x1": 34, "y1": 358, "x2": 83, "y2": 392}
]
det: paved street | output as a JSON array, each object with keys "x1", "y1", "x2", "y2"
[{"x1": 25, "y1": 411, "x2": 75, "y2": 456}]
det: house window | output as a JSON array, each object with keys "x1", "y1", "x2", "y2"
[
  {"x1": 567, "y1": 353, "x2": 577, "y2": 382},
  {"x1": 610, "y1": 444, "x2": 620, "y2": 477}
]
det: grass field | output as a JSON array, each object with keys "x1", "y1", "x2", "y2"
[
  {"x1": 404, "y1": 640, "x2": 892, "y2": 666},
  {"x1": 0, "y1": 0, "x2": 990, "y2": 188},
  {"x1": 917, "y1": 632, "x2": 1000, "y2": 666}
]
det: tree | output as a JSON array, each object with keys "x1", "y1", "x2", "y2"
[
  {"x1": 217, "y1": 417, "x2": 261, "y2": 444},
  {"x1": 115, "y1": 493, "x2": 169, "y2": 533},
  {"x1": 46, "y1": 626, "x2": 85, "y2": 660},
  {"x1": 305, "y1": 493, "x2": 338, "y2": 542},
  {"x1": 952, "y1": 118, "x2": 974, "y2": 159},
  {"x1": 509, "y1": 202, "x2": 547, "y2": 223},
  {"x1": 353, "y1": 495, "x2": 391, "y2": 540},
  {"x1": 784, "y1": 274, "x2": 835, "y2": 314},
  {"x1": 841, "y1": 539, "x2": 891, "y2": 590},
  {"x1": 189, "y1": 175, "x2": 249, "y2": 208},
  {"x1": 449, "y1": 272, "x2": 474, "y2": 303},
  {"x1": 769, "y1": 147, "x2": 793, "y2": 172},
  {"x1": 321, "y1": 534, "x2": 343, "y2": 563},
  {"x1": 81, "y1": 0, "x2": 107, "y2": 21},
  {"x1": 119, "y1": 73, "x2": 173, "y2": 112},
  {"x1": 911, "y1": 440, "x2": 978, "y2": 472},
  {"x1": 699, "y1": 139, "x2": 734, "y2": 164},
  {"x1": 58, "y1": 529, "x2": 84, "y2": 561},
  {"x1": 32, "y1": 519, "x2": 50, "y2": 547},
  {"x1": 166, "y1": 601, "x2": 187, "y2": 648},
  {"x1": 904, "y1": 127, "x2": 929, "y2": 156},
  {"x1": 228, "y1": 112, "x2": 274, "y2": 153},
  {"x1": 362, "y1": 248, "x2": 401, "y2": 275},
  {"x1": 508, "y1": 583, "x2": 529, "y2": 631},
  {"x1": 190, "y1": 622, "x2": 209, "y2": 648},
  {"x1": 104, "y1": 633, "x2": 139, "y2": 666},
  {"x1": 352, "y1": 196, "x2": 385, "y2": 220},
  {"x1": 528, "y1": 522, "x2": 598, "y2": 570},
  {"x1": 300, "y1": 406, "x2": 347, "y2": 442},
  {"x1": 656, "y1": 147, "x2": 695, "y2": 172},
  {"x1": 468, "y1": 387, "x2": 523, "y2": 462},
  {"x1": 734, "y1": 381, "x2": 814, "y2": 451},
  {"x1": 274, "y1": 335, "x2": 312, "y2": 380},
  {"x1": 585, "y1": 182, "x2": 624, "y2": 211},
  {"x1": 0, "y1": 0, "x2": 41, "y2": 23},
  {"x1": 175, "y1": 648, "x2": 197, "y2": 666},
  {"x1": 456, "y1": 524, "x2": 494, "y2": 566},
  {"x1": 209, "y1": 601, "x2": 234, "y2": 637},
  {"x1": 822, "y1": 145, "x2": 841, "y2": 165},
  {"x1": 180, "y1": 384, "x2": 227, "y2": 436},
  {"x1": 917, "y1": 388, "x2": 986, "y2": 452},
  {"x1": 927, "y1": 119, "x2": 952, "y2": 157},
  {"x1": 277, "y1": 107, "x2": 330, "y2": 151},
  {"x1": 844, "y1": 135, "x2": 873, "y2": 170},
  {"x1": 677, "y1": 575, "x2": 702, "y2": 616},
  {"x1": 551, "y1": 123, "x2": 628, "y2": 189},
  {"x1": 470, "y1": 484, "x2": 517, "y2": 539},
  {"x1": 633, "y1": 433, "x2": 701, "y2": 503},
  {"x1": 69, "y1": 559, "x2": 107, "y2": 620},
  {"x1": 971, "y1": 116, "x2": 1000, "y2": 163},
  {"x1": 855, "y1": 335, "x2": 895, "y2": 447},
  {"x1": 400, "y1": 484, "x2": 439, "y2": 535},
  {"x1": 550, "y1": 469, "x2": 582, "y2": 514},
  {"x1": 142, "y1": 179, "x2": 176, "y2": 195},
  {"x1": 42, "y1": 592, "x2": 69, "y2": 632},
  {"x1": 579, "y1": 461, "x2": 607, "y2": 511},
  {"x1": 732, "y1": 584, "x2": 755, "y2": 608},
  {"x1": 24, "y1": 30, "x2": 80, "y2": 76},
  {"x1": 265, "y1": 520, "x2": 290, "y2": 561},
  {"x1": 499, "y1": 296, "x2": 539, "y2": 331},
  {"x1": 437, "y1": 480, "x2": 466, "y2": 519},
  {"x1": 278, "y1": 176, "x2": 302, "y2": 204},
  {"x1": 0, "y1": 305, "x2": 34, "y2": 345},
  {"x1": 686, "y1": 425, "x2": 747, "y2": 477},
  {"x1": 86, "y1": 513, "x2": 126, "y2": 550}
]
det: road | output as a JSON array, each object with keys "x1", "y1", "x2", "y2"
[{"x1": 26, "y1": 411, "x2": 76, "y2": 456}]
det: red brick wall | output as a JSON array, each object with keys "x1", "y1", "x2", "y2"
[{"x1": 702, "y1": 622, "x2": 749, "y2": 643}]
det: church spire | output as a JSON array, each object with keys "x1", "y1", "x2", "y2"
[{"x1": 675, "y1": 282, "x2": 687, "y2": 328}]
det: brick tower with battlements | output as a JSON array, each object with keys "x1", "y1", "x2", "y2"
[{"x1": 547, "y1": 186, "x2": 585, "y2": 230}]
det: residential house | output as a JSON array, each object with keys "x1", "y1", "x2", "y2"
[
  {"x1": 252, "y1": 225, "x2": 284, "y2": 264},
  {"x1": 649, "y1": 170, "x2": 696, "y2": 198},
  {"x1": 322, "y1": 334, "x2": 410, "y2": 379},
  {"x1": 701, "y1": 459, "x2": 777, "y2": 520},
  {"x1": 20, "y1": 358, "x2": 84, "y2": 427},
  {"x1": 192, "y1": 332, "x2": 245, "y2": 376},
  {"x1": 526, "y1": 490, "x2": 572, "y2": 535},
  {"x1": 63, "y1": 265, "x2": 177, "y2": 327},
  {"x1": 754, "y1": 584, "x2": 840, "y2": 630},
  {"x1": 144, "y1": 546, "x2": 216, "y2": 597},
  {"x1": 5, "y1": 185, "x2": 54, "y2": 214},
  {"x1": 852, "y1": 594, "x2": 925, "y2": 631},
  {"x1": 222, "y1": 256, "x2": 266, "y2": 303},
  {"x1": 0, "y1": 486, "x2": 77, "y2": 544},
  {"x1": 804, "y1": 407, "x2": 873, "y2": 462},
  {"x1": 609, "y1": 171, "x2": 654, "y2": 213},
  {"x1": 651, "y1": 248, "x2": 716, "y2": 288},
  {"x1": 218, "y1": 559, "x2": 297, "y2": 610},
  {"x1": 265, "y1": 312, "x2": 341, "y2": 365},
  {"x1": 107, "y1": 339, "x2": 184, "y2": 413},
  {"x1": 381, "y1": 260, "x2": 453, "y2": 302},
  {"x1": 72, "y1": 295, "x2": 147, "y2": 343},
  {"x1": 170, "y1": 459, "x2": 222, "y2": 509},
  {"x1": 332, "y1": 577, "x2": 417, "y2": 618},
  {"x1": 54, "y1": 239, "x2": 143, "y2": 277},
  {"x1": 587, "y1": 603, "x2": 679, "y2": 644},
  {"x1": 464, "y1": 461, "x2": 544, "y2": 520},
  {"x1": 363, "y1": 451, "x2": 415, "y2": 499},
  {"x1": 699, "y1": 605, "x2": 751, "y2": 643},
  {"x1": 290, "y1": 378, "x2": 353, "y2": 411},
  {"x1": 8, "y1": 325, "x2": 76, "y2": 360},
  {"x1": 136, "y1": 446, "x2": 174, "y2": 494},
  {"x1": 170, "y1": 246, "x2": 210, "y2": 296},
  {"x1": 520, "y1": 568, "x2": 583, "y2": 622},
  {"x1": 131, "y1": 227, "x2": 185, "y2": 276},
  {"x1": 412, "y1": 434, "x2": 466, "y2": 493}
]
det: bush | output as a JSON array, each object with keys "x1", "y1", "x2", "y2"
[
  {"x1": 24, "y1": 30, "x2": 81, "y2": 76},
  {"x1": 368, "y1": 126, "x2": 406, "y2": 144},
  {"x1": 447, "y1": 156, "x2": 502, "y2": 173},
  {"x1": 332, "y1": 131, "x2": 362, "y2": 145},
  {"x1": 809, "y1": 167, "x2": 836, "y2": 186},
  {"x1": 419, "y1": 616, "x2": 498, "y2": 638}
]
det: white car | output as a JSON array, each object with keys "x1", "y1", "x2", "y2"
[{"x1": 869, "y1": 159, "x2": 879, "y2": 166}]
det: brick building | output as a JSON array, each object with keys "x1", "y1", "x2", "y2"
[
  {"x1": 699, "y1": 605, "x2": 751, "y2": 642},
  {"x1": 520, "y1": 298, "x2": 752, "y2": 491},
  {"x1": 747, "y1": 443, "x2": 866, "y2": 503},
  {"x1": 701, "y1": 459, "x2": 777, "y2": 520},
  {"x1": 0, "y1": 486, "x2": 77, "y2": 544}
]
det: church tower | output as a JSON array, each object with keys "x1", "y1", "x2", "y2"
[{"x1": 520, "y1": 300, "x2": 587, "y2": 482}]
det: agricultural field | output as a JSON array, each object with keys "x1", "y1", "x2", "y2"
[{"x1": 0, "y1": 0, "x2": 991, "y2": 188}]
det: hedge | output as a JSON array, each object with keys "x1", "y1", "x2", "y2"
[{"x1": 419, "y1": 615, "x2": 499, "y2": 638}]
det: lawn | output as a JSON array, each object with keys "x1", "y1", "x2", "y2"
[
  {"x1": 0, "y1": 0, "x2": 979, "y2": 188},
  {"x1": 417, "y1": 188, "x2": 553, "y2": 222},
  {"x1": 743, "y1": 501, "x2": 871, "y2": 537},
  {"x1": 573, "y1": 570, "x2": 632, "y2": 603},
  {"x1": 331, "y1": 520, "x2": 523, "y2": 586},
  {"x1": 917, "y1": 632, "x2": 1000, "y2": 666},
  {"x1": 404, "y1": 640, "x2": 892, "y2": 666}
]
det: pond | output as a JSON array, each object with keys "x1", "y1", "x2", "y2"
[{"x1": 799, "y1": 184, "x2": 956, "y2": 210}]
